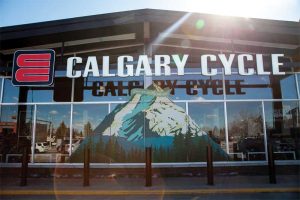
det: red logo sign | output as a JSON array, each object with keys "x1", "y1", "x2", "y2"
[{"x1": 12, "y1": 50, "x2": 55, "y2": 86}]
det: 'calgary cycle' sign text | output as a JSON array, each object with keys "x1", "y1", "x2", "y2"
[{"x1": 67, "y1": 54, "x2": 286, "y2": 78}]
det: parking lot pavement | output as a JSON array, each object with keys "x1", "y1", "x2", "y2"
[{"x1": 1, "y1": 175, "x2": 299, "y2": 191}]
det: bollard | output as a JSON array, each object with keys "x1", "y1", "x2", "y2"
[
  {"x1": 267, "y1": 144, "x2": 276, "y2": 184},
  {"x1": 20, "y1": 147, "x2": 29, "y2": 186},
  {"x1": 83, "y1": 147, "x2": 90, "y2": 186},
  {"x1": 145, "y1": 147, "x2": 152, "y2": 187},
  {"x1": 60, "y1": 155, "x2": 65, "y2": 163},
  {"x1": 207, "y1": 144, "x2": 214, "y2": 185}
]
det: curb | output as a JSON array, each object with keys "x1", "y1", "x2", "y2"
[{"x1": 1, "y1": 188, "x2": 300, "y2": 196}]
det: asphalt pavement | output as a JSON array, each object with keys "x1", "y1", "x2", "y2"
[{"x1": 1, "y1": 175, "x2": 299, "y2": 199}]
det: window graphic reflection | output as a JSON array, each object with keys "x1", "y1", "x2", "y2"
[
  {"x1": 264, "y1": 101, "x2": 299, "y2": 160},
  {"x1": 35, "y1": 105, "x2": 70, "y2": 163},
  {"x1": 227, "y1": 102, "x2": 265, "y2": 161},
  {"x1": 70, "y1": 104, "x2": 108, "y2": 163},
  {"x1": 0, "y1": 105, "x2": 33, "y2": 163}
]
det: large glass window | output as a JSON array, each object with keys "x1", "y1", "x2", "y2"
[
  {"x1": 150, "y1": 100, "x2": 229, "y2": 163},
  {"x1": 70, "y1": 100, "x2": 146, "y2": 163},
  {"x1": 225, "y1": 74, "x2": 298, "y2": 100},
  {"x1": 25, "y1": 87, "x2": 54, "y2": 102},
  {"x1": 227, "y1": 102, "x2": 265, "y2": 161},
  {"x1": 0, "y1": 105, "x2": 34, "y2": 162},
  {"x1": 70, "y1": 104, "x2": 108, "y2": 162},
  {"x1": 264, "y1": 101, "x2": 299, "y2": 160},
  {"x1": 77, "y1": 76, "x2": 144, "y2": 102},
  {"x1": 35, "y1": 105, "x2": 70, "y2": 163},
  {"x1": 189, "y1": 102, "x2": 226, "y2": 153},
  {"x1": 2, "y1": 77, "x2": 75, "y2": 103},
  {"x1": 147, "y1": 100, "x2": 188, "y2": 163},
  {"x1": 152, "y1": 73, "x2": 224, "y2": 100},
  {"x1": 2, "y1": 79, "x2": 19, "y2": 103}
]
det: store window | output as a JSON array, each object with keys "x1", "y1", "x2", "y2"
[
  {"x1": 152, "y1": 73, "x2": 224, "y2": 100},
  {"x1": 147, "y1": 99, "x2": 188, "y2": 162},
  {"x1": 174, "y1": 102, "x2": 186, "y2": 110},
  {"x1": 278, "y1": 75, "x2": 298, "y2": 99},
  {"x1": 2, "y1": 77, "x2": 80, "y2": 103},
  {"x1": 110, "y1": 103, "x2": 124, "y2": 113},
  {"x1": 150, "y1": 100, "x2": 228, "y2": 163},
  {"x1": 264, "y1": 101, "x2": 299, "y2": 160},
  {"x1": 77, "y1": 76, "x2": 144, "y2": 102},
  {"x1": 227, "y1": 102, "x2": 265, "y2": 161},
  {"x1": 189, "y1": 102, "x2": 226, "y2": 148},
  {"x1": 70, "y1": 104, "x2": 108, "y2": 163},
  {"x1": 34, "y1": 105, "x2": 70, "y2": 163},
  {"x1": 0, "y1": 105, "x2": 34, "y2": 162},
  {"x1": 70, "y1": 90, "x2": 189, "y2": 163},
  {"x1": 225, "y1": 74, "x2": 298, "y2": 100},
  {"x1": 2, "y1": 79, "x2": 19, "y2": 103}
]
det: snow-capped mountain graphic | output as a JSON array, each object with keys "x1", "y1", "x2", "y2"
[
  {"x1": 94, "y1": 84, "x2": 205, "y2": 141},
  {"x1": 70, "y1": 84, "x2": 229, "y2": 163}
]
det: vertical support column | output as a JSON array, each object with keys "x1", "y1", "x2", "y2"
[
  {"x1": 20, "y1": 147, "x2": 29, "y2": 186},
  {"x1": 295, "y1": 73, "x2": 300, "y2": 99},
  {"x1": 207, "y1": 144, "x2": 214, "y2": 185},
  {"x1": 143, "y1": 21, "x2": 152, "y2": 89},
  {"x1": 224, "y1": 101, "x2": 230, "y2": 154},
  {"x1": 268, "y1": 144, "x2": 276, "y2": 184},
  {"x1": 0, "y1": 78, "x2": 4, "y2": 134},
  {"x1": 83, "y1": 146, "x2": 90, "y2": 186},
  {"x1": 223, "y1": 67, "x2": 230, "y2": 157},
  {"x1": 0, "y1": 78, "x2": 4, "y2": 103},
  {"x1": 31, "y1": 104, "x2": 37, "y2": 163},
  {"x1": 185, "y1": 101, "x2": 189, "y2": 115},
  {"x1": 68, "y1": 104, "x2": 74, "y2": 157},
  {"x1": 262, "y1": 101, "x2": 268, "y2": 162},
  {"x1": 69, "y1": 76, "x2": 75, "y2": 157},
  {"x1": 145, "y1": 147, "x2": 152, "y2": 187}
]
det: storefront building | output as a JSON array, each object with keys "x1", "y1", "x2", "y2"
[{"x1": 0, "y1": 9, "x2": 299, "y2": 166}]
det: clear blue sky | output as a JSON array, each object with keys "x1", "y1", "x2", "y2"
[{"x1": 0, "y1": 0, "x2": 299, "y2": 27}]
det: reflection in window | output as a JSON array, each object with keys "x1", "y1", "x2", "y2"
[
  {"x1": 110, "y1": 103, "x2": 124, "y2": 113},
  {"x1": 77, "y1": 76, "x2": 144, "y2": 102},
  {"x1": 264, "y1": 101, "x2": 299, "y2": 160},
  {"x1": 2, "y1": 78, "x2": 54, "y2": 103},
  {"x1": 35, "y1": 105, "x2": 70, "y2": 163},
  {"x1": 174, "y1": 102, "x2": 186, "y2": 111},
  {"x1": 0, "y1": 105, "x2": 33, "y2": 162},
  {"x1": 227, "y1": 102, "x2": 265, "y2": 161},
  {"x1": 225, "y1": 75, "x2": 297, "y2": 100},
  {"x1": 70, "y1": 104, "x2": 108, "y2": 162},
  {"x1": 150, "y1": 100, "x2": 229, "y2": 162},
  {"x1": 3, "y1": 79, "x2": 19, "y2": 103},
  {"x1": 152, "y1": 74, "x2": 224, "y2": 100},
  {"x1": 279, "y1": 75, "x2": 298, "y2": 99},
  {"x1": 27, "y1": 87, "x2": 53, "y2": 102},
  {"x1": 189, "y1": 102, "x2": 226, "y2": 152},
  {"x1": 70, "y1": 102, "x2": 145, "y2": 163}
]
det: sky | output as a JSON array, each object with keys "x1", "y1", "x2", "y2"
[{"x1": 0, "y1": 0, "x2": 299, "y2": 27}]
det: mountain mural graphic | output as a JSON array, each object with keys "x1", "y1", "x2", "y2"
[{"x1": 70, "y1": 84, "x2": 229, "y2": 163}]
